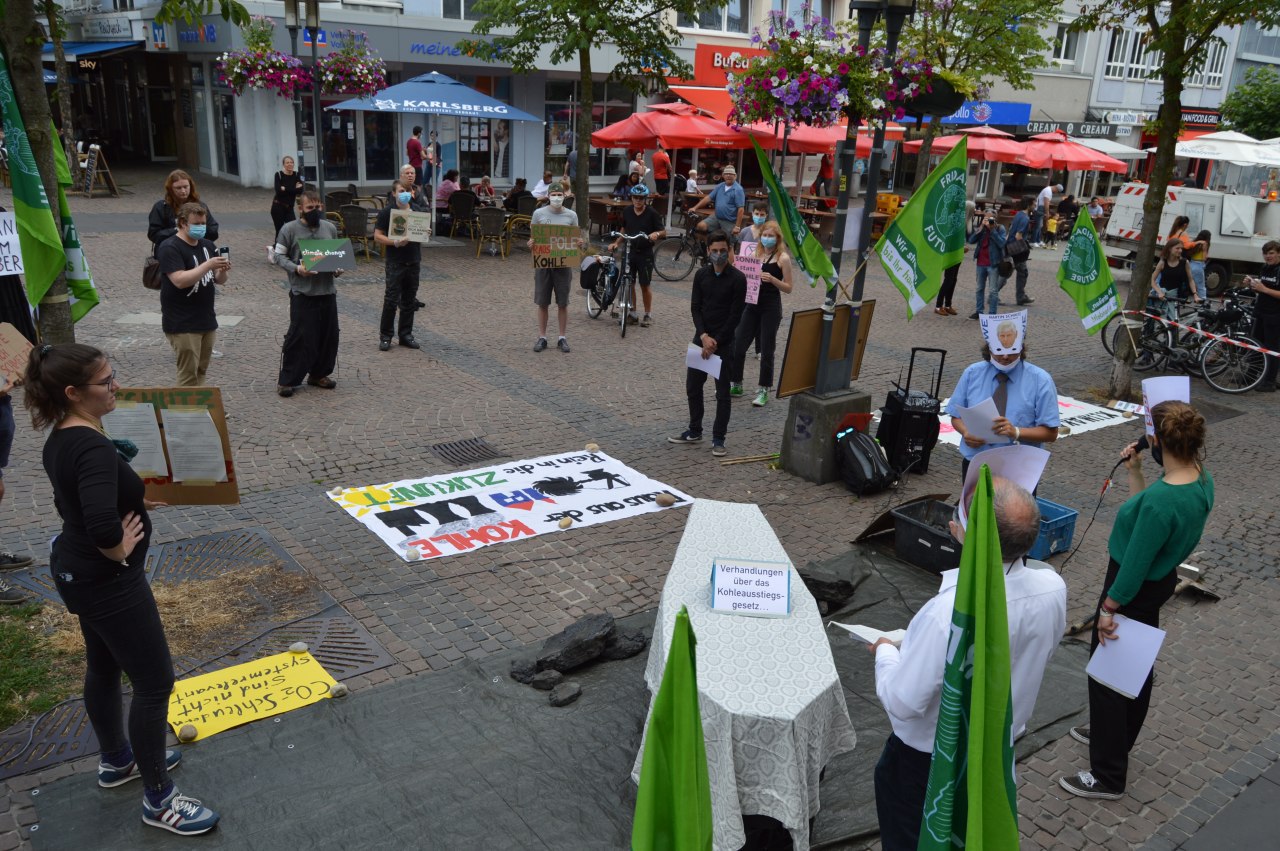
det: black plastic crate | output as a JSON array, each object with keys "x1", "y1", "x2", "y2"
[{"x1": 890, "y1": 499, "x2": 961, "y2": 574}]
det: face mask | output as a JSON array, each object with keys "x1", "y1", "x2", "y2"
[
  {"x1": 760, "y1": 236, "x2": 778, "y2": 249},
  {"x1": 302, "y1": 209, "x2": 322, "y2": 227},
  {"x1": 991, "y1": 357, "x2": 1018, "y2": 374},
  {"x1": 188, "y1": 224, "x2": 207, "y2": 239},
  {"x1": 397, "y1": 192, "x2": 412, "y2": 205},
  {"x1": 1149, "y1": 439, "x2": 1165, "y2": 467},
  {"x1": 709, "y1": 250, "x2": 728, "y2": 267},
  {"x1": 752, "y1": 214, "x2": 767, "y2": 225},
  {"x1": 549, "y1": 195, "x2": 564, "y2": 208}
]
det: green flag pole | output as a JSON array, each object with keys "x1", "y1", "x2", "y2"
[
  {"x1": 918, "y1": 465, "x2": 1019, "y2": 851},
  {"x1": 873, "y1": 138, "x2": 969, "y2": 320}
]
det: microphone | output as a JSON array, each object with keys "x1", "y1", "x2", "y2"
[{"x1": 1134, "y1": 435, "x2": 1149, "y2": 454}]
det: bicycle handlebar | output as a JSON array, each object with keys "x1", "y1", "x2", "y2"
[{"x1": 606, "y1": 231, "x2": 651, "y2": 241}]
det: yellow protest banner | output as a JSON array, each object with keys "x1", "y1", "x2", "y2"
[{"x1": 167, "y1": 651, "x2": 338, "y2": 741}]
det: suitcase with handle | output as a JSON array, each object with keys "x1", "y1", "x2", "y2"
[{"x1": 876, "y1": 347, "x2": 946, "y2": 475}]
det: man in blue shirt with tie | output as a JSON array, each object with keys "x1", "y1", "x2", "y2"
[{"x1": 946, "y1": 316, "x2": 1059, "y2": 481}]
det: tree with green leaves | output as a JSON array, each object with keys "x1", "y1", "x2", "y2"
[
  {"x1": 903, "y1": 0, "x2": 1058, "y2": 188},
  {"x1": 1220, "y1": 66, "x2": 1280, "y2": 142},
  {"x1": 460, "y1": 0, "x2": 719, "y2": 205},
  {"x1": 0, "y1": 0, "x2": 249, "y2": 344},
  {"x1": 1074, "y1": 0, "x2": 1280, "y2": 397}
]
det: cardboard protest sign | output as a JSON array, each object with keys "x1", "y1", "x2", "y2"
[
  {"x1": 0, "y1": 322, "x2": 33, "y2": 385},
  {"x1": 736, "y1": 254, "x2": 763, "y2": 305},
  {"x1": 387, "y1": 209, "x2": 432, "y2": 243},
  {"x1": 103, "y1": 387, "x2": 240, "y2": 505},
  {"x1": 298, "y1": 238, "x2": 358, "y2": 272},
  {"x1": 167, "y1": 651, "x2": 338, "y2": 741},
  {"x1": 0, "y1": 212, "x2": 25, "y2": 275},
  {"x1": 531, "y1": 224, "x2": 581, "y2": 270},
  {"x1": 330, "y1": 450, "x2": 692, "y2": 562}
]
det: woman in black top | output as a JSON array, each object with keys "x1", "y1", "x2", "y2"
[
  {"x1": 729, "y1": 219, "x2": 794, "y2": 407},
  {"x1": 148, "y1": 169, "x2": 219, "y2": 256},
  {"x1": 1152, "y1": 240, "x2": 1196, "y2": 305},
  {"x1": 271, "y1": 155, "x2": 304, "y2": 237},
  {"x1": 23, "y1": 344, "x2": 221, "y2": 835}
]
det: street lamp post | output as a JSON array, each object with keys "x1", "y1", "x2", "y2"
[
  {"x1": 305, "y1": 0, "x2": 324, "y2": 203},
  {"x1": 283, "y1": 0, "x2": 305, "y2": 186},
  {"x1": 813, "y1": 0, "x2": 916, "y2": 395}
]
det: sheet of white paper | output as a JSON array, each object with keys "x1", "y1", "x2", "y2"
[
  {"x1": 102, "y1": 404, "x2": 170, "y2": 479},
  {"x1": 1085, "y1": 615, "x2": 1167, "y2": 699},
  {"x1": 957, "y1": 443, "x2": 1051, "y2": 528},
  {"x1": 159, "y1": 410, "x2": 227, "y2": 483},
  {"x1": 685, "y1": 344, "x2": 723, "y2": 380},
  {"x1": 1140, "y1": 376, "x2": 1191, "y2": 436},
  {"x1": 827, "y1": 621, "x2": 907, "y2": 644},
  {"x1": 954, "y1": 396, "x2": 1004, "y2": 445}
]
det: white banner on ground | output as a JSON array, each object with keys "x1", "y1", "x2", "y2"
[
  {"x1": 329, "y1": 450, "x2": 693, "y2": 562},
  {"x1": 937, "y1": 394, "x2": 1136, "y2": 448}
]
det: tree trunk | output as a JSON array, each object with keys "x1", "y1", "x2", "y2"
[
  {"x1": 574, "y1": 48, "x2": 593, "y2": 215},
  {"x1": 912, "y1": 121, "x2": 940, "y2": 190},
  {"x1": 44, "y1": 0, "x2": 79, "y2": 185},
  {"x1": 0, "y1": 0, "x2": 72, "y2": 344},
  {"x1": 1108, "y1": 52, "x2": 1186, "y2": 399}
]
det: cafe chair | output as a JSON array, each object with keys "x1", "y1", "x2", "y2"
[
  {"x1": 339, "y1": 204, "x2": 374, "y2": 259},
  {"x1": 350, "y1": 182, "x2": 382, "y2": 210},
  {"x1": 449, "y1": 192, "x2": 479, "y2": 240},
  {"x1": 506, "y1": 213, "x2": 532, "y2": 248},
  {"x1": 325, "y1": 190, "x2": 354, "y2": 210},
  {"x1": 588, "y1": 199, "x2": 611, "y2": 237},
  {"x1": 517, "y1": 194, "x2": 538, "y2": 218},
  {"x1": 324, "y1": 211, "x2": 345, "y2": 236},
  {"x1": 476, "y1": 207, "x2": 509, "y2": 258}
]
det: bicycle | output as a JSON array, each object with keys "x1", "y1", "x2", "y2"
[
  {"x1": 653, "y1": 227, "x2": 708, "y2": 281},
  {"x1": 595, "y1": 231, "x2": 648, "y2": 338}
]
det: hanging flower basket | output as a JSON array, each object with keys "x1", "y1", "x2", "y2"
[
  {"x1": 216, "y1": 16, "x2": 311, "y2": 99},
  {"x1": 900, "y1": 76, "x2": 966, "y2": 120},
  {"x1": 726, "y1": 8, "x2": 936, "y2": 130},
  {"x1": 315, "y1": 30, "x2": 387, "y2": 96}
]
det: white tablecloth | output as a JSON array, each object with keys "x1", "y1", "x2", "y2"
[{"x1": 632, "y1": 500, "x2": 858, "y2": 850}]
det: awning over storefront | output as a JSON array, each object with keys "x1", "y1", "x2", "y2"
[
  {"x1": 1069, "y1": 136, "x2": 1148, "y2": 161},
  {"x1": 668, "y1": 86, "x2": 733, "y2": 120},
  {"x1": 41, "y1": 41, "x2": 142, "y2": 61}
]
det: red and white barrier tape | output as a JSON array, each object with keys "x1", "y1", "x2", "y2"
[{"x1": 1117, "y1": 309, "x2": 1280, "y2": 358}]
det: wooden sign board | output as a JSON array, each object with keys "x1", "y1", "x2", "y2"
[
  {"x1": 776, "y1": 300, "x2": 876, "y2": 398},
  {"x1": 108, "y1": 386, "x2": 239, "y2": 505},
  {"x1": 530, "y1": 224, "x2": 581, "y2": 269},
  {"x1": 80, "y1": 144, "x2": 120, "y2": 197},
  {"x1": 0, "y1": 322, "x2": 33, "y2": 386},
  {"x1": 386, "y1": 209, "x2": 432, "y2": 243}
]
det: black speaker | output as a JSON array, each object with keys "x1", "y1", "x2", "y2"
[{"x1": 876, "y1": 348, "x2": 946, "y2": 475}]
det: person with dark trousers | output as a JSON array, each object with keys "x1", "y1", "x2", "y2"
[
  {"x1": 271, "y1": 156, "x2": 304, "y2": 238},
  {"x1": 372, "y1": 180, "x2": 426, "y2": 352},
  {"x1": 0, "y1": 259, "x2": 36, "y2": 592},
  {"x1": 668, "y1": 232, "x2": 746, "y2": 458},
  {"x1": 1246, "y1": 240, "x2": 1280, "y2": 392},
  {"x1": 1006, "y1": 197, "x2": 1034, "y2": 305},
  {"x1": 729, "y1": 219, "x2": 793, "y2": 407},
  {"x1": 610, "y1": 183, "x2": 665, "y2": 326},
  {"x1": 406, "y1": 126, "x2": 425, "y2": 189},
  {"x1": 272, "y1": 191, "x2": 343, "y2": 397},
  {"x1": 934, "y1": 258, "x2": 962, "y2": 316},
  {"x1": 22, "y1": 343, "x2": 220, "y2": 835},
  {"x1": 148, "y1": 169, "x2": 219, "y2": 256},
  {"x1": 872, "y1": 477, "x2": 1066, "y2": 850},
  {"x1": 966, "y1": 213, "x2": 1007, "y2": 318},
  {"x1": 1059, "y1": 401, "x2": 1214, "y2": 800}
]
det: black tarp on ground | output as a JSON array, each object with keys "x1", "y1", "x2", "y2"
[{"x1": 28, "y1": 548, "x2": 1087, "y2": 850}]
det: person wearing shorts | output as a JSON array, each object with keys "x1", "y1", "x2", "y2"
[
  {"x1": 529, "y1": 183, "x2": 581, "y2": 353},
  {"x1": 611, "y1": 183, "x2": 665, "y2": 326}
]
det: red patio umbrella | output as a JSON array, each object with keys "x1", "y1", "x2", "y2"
[
  {"x1": 903, "y1": 125, "x2": 1050, "y2": 167},
  {"x1": 1021, "y1": 129, "x2": 1128, "y2": 173},
  {"x1": 590, "y1": 109, "x2": 765, "y2": 150},
  {"x1": 750, "y1": 121, "x2": 906, "y2": 156}
]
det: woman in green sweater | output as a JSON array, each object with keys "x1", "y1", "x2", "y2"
[{"x1": 1059, "y1": 400, "x2": 1214, "y2": 800}]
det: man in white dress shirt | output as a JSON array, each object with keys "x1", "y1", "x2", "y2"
[{"x1": 871, "y1": 477, "x2": 1067, "y2": 851}]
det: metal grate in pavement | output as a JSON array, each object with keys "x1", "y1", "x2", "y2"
[
  {"x1": 0, "y1": 528, "x2": 393, "y2": 782},
  {"x1": 429, "y1": 436, "x2": 505, "y2": 467}
]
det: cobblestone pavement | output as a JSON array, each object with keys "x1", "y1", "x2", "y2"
[{"x1": 0, "y1": 167, "x2": 1276, "y2": 849}]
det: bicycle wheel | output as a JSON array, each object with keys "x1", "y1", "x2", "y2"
[
  {"x1": 619, "y1": 274, "x2": 634, "y2": 338},
  {"x1": 1100, "y1": 312, "x2": 1124, "y2": 356},
  {"x1": 653, "y1": 236, "x2": 695, "y2": 281},
  {"x1": 585, "y1": 280, "x2": 606, "y2": 319},
  {"x1": 1133, "y1": 321, "x2": 1172, "y2": 372},
  {"x1": 1201, "y1": 335, "x2": 1266, "y2": 393}
]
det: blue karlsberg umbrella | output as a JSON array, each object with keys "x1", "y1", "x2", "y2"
[{"x1": 327, "y1": 71, "x2": 541, "y2": 122}]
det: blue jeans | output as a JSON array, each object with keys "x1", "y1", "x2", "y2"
[
  {"x1": 975, "y1": 264, "x2": 999, "y2": 314},
  {"x1": 874, "y1": 734, "x2": 933, "y2": 851},
  {"x1": 1188, "y1": 259, "x2": 1206, "y2": 300}
]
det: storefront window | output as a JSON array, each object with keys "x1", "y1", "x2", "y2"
[
  {"x1": 544, "y1": 80, "x2": 634, "y2": 179},
  {"x1": 441, "y1": 0, "x2": 484, "y2": 20}
]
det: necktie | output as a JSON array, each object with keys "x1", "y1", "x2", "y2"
[{"x1": 993, "y1": 372, "x2": 1009, "y2": 417}]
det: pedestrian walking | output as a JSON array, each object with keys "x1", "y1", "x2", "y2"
[
  {"x1": 1059, "y1": 401, "x2": 1214, "y2": 801},
  {"x1": 1005, "y1": 197, "x2": 1034, "y2": 305},
  {"x1": 406, "y1": 126, "x2": 425, "y2": 188},
  {"x1": 668, "y1": 232, "x2": 746, "y2": 458},
  {"x1": 372, "y1": 180, "x2": 425, "y2": 352},
  {"x1": 22, "y1": 343, "x2": 221, "y2": 835},
  {"x1": 730, "y1": 220, "x2": 793, "y2": 408},
  {"x1": 156, "y1": 202, "x2": 229, "y2": 386},
  {"x1": 271, "y1": 156, "x2": 304, "y2": 239},
  {"x1": 966, "y1": 213, "x2": 1006, "y2": 318},
  {"x1": 528, "y1": 183, "x2": 580, "y2": 354},
  {"x1": 148, "y1": 170, "x2": 218, "y2": 255},
  {"x1": 934, "y1": 258, "x2": 961, "y2": 316},
  {"x1": 272, "y1": 191, "x2": 343, "y2": 397}
]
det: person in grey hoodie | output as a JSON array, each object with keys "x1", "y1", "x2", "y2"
[{"x1": 272, "y1": 191, "x2": 343, "y2": 397}]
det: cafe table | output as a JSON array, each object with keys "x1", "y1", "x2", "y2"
[{"x1": 632, "y1": 499, "x2": 858, "y2": 851}]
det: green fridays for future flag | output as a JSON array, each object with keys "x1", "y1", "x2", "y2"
[
  {"x1": 918, "y1": 465, "x2": 1019, "y2": 851},
  {"x1": 751, "y1": 137, "x2": 834, "y2": 288},
  {"x1": 1057, "y1": 209, "x2": 1118, "y2": 335},
  {"x1": 0, "y1": 45, "x2": 65, "y2": 309},
  {"x1": 874, "y1": 138, "x2": 968, "y2": 319},
  {"x1": 52, "y1": 127, "x2": 98, "y2": 321},
  {"x1": 632, "y1": 606, "x2": 712, "y2": 851}
]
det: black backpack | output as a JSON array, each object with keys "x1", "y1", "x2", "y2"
[{"x1": 836, "y1": 427, "x2": 898, "y2": 496}]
